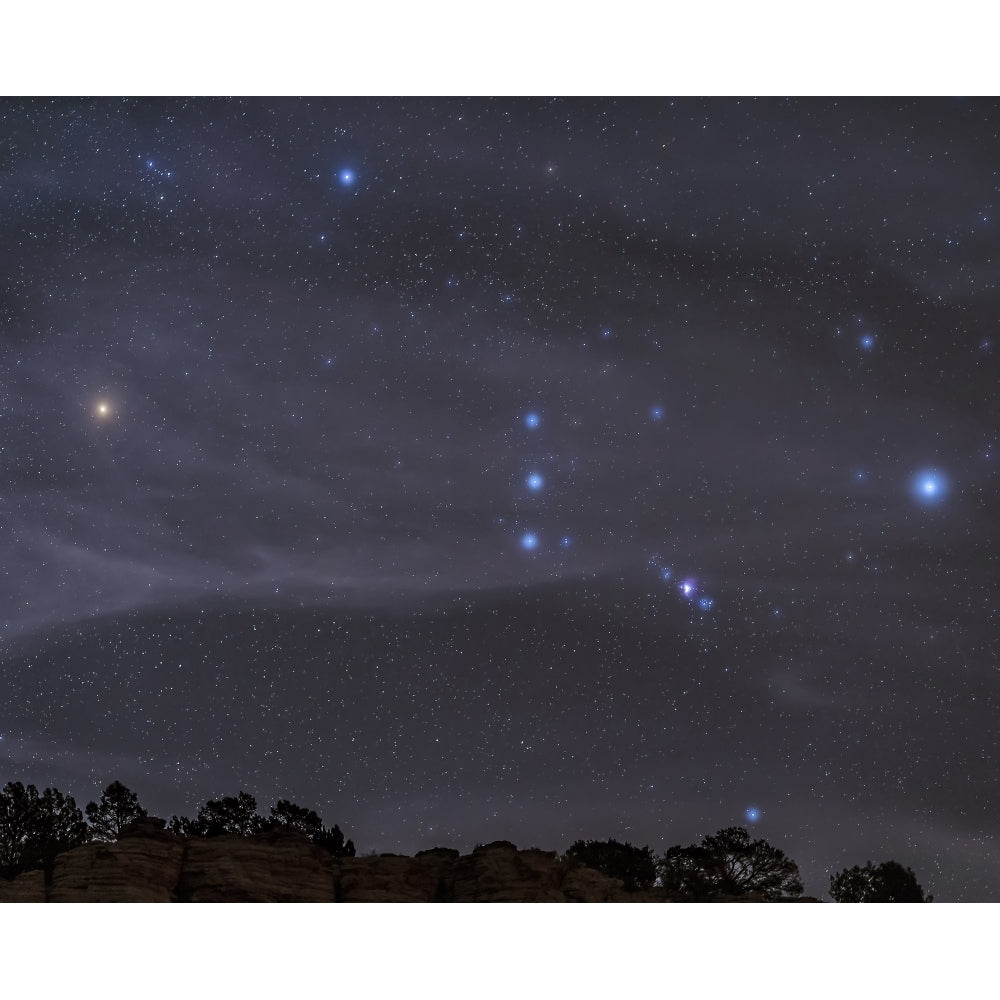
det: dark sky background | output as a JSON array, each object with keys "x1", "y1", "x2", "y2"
[{"x1": 1, "y1": 97, "x2": 997, "y2": 901}]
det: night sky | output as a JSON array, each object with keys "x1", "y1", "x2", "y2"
[{"x1": 2, "y1": 97, "x2": 998, "y2": 901}]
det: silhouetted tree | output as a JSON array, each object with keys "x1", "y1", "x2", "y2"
[
  {"x1": 830, "y1": 860, "x2": 929, "y2": 902},
  {"x1": 658, "y1": 826, "x2": 803, "y2": 900},
  {"x1": 267, "y1": 799, "x2": 324, "y2": 838},
  {"x1": 314, "y1": 823, "x2": 356, "y2": 858},
  {"x1": 264, "y1": 799, "x2": 355, "y2": 856},
  {"x1": 30, "y1": 787, "x2": 89, "y2": 874},
  {"x1": 657, "y1": 843, "x2": 718, "y2": 901},
  {"x1": 167, "y1": 793, "x2": 357, "y2": 854},
  {"x1": 564, "y1": 838, "x2": 657, "y2": 892},
  {"x1": 0, "y1": 781, "x2": 37, "y2": 879},
  {"x1": 169, "y1": 792, "x2": 263, "y2": 837},
  {"x1": 0, "y1": 782, "x2": 88, "y2": 879},
  {"x1": 85, "y1": 781, "x2": 148, "y2": 841}
]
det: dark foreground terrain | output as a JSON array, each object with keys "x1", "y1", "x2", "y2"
[{"x1": 0, "y1": 817, "x2": 819, "y2": 902}]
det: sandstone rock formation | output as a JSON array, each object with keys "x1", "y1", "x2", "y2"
[{"x1": 0, "y1": 819, "x2": 818, "y2": 902}]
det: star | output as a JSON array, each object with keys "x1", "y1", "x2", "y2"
[
  {"x1": 520, "y1": 532, "x2": 539, "y2": 551},
  {"x1": 745, "y1": 807, "x2": 761, "y2": 823},
  {"x1": 337, "y1": 169, "x2": 356, "y2": 187},
  {"x1": 860, "y1": 334, "x2": 875, "y2": 350},
  {"x1": 650, "y1": 406, "x2": 664, "y2": 421},
  {"x1": 524, "y1": 412, "x2": 540, "y2": 429},
  {"x1": 94, "y1": 400, "x2": 113, "y2": 418},
  {"x1": 913, "y1": 469, "x2": 948, "y2": 503},
  {"x1": 526, "y1": 473, "x2": 544, "y2": 492}
]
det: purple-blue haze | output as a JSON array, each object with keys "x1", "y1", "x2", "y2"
[{"x1": 1, "y1": 98, "x2": 997, "y2": 900}]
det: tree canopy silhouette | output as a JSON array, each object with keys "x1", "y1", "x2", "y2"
[
  {"x1": 168, "y1": 792, "x2": 356, "y2": 856},
  {"x1": 830, "y1": 860, "x2": 929, "y2": 902},
  {"x1": 85, "y1": 781, "x2": 148, "y2": 841},
  {"x1": 267, "y1": 799, "x2": 324, "y2": 838},
  {"x1": 0, "y1": 782, "x2": 89, "y2": 879},
  {"x1": 564, "y1": 838, "x2": 656, "y2": 892},
  {"x1": 266, "y1": 799, "x2": 355, "y2": 857},
  {"x1": 169, "y1": 791, "x2": 264, "y2": 837},
  {"x1": 658, "y1": 826, "x2": 803, "y2": 900}
]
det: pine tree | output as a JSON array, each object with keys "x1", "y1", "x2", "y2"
[{"x1": 85, "y1": 781, "x2": 148, "y2": 841}]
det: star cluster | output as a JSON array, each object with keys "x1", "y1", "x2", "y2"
[{"x1": 0, "y1": 98, "x2": 998, "y2": 900}]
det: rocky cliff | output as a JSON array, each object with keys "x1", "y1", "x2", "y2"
[{"x1": 0, "y1": 818, "x2": 817, "y2": 902}]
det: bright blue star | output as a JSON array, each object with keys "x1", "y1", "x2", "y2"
[
  {"x1": 524, "y1": 412, "x2": 540, "y2": 429},
  {"x1": 860, "y1": 334, "x2": 875, "y2": 350},
  {"x1": 650, "y1": 406, "x2": 664, "y2": 421},
  {"x1": 745, "y1": 807, "x2": 761, "y2": 823},
  {"x1": 560, "y1": 536, "x2": 572, "y2": 548},
  {"x1": 698, "y1": 596, "x2": 714, "y2": 611},
  {"x1": 913, "y1": 469, "x2": 948, "y2": 504},
  {"x1": 337, "y1": 169, "x2": 356, "y2": 187},
  {"x1": 521, "y1": 532, "x2": 539, "y2": 551},
  {"x1": 526, "y1": 473, "x2": 544, "y2": 491},
  {"x1": 680, "y1": 579, "x2": 696, "y2": 599}
]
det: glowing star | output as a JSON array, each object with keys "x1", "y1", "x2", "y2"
[
  {"x1": 698, "y1": 596, "x2": 714, "y2": 611},
  {"x1": 680, "y1": 579, "x2": 696, "y2": 598},
  {"x1": 913, "y1": 469, "x2": 948, "y2": 503},
  {"x1": 650, "y1": 406, "x2": 664, "y2": 421},
  {"x1": 526, "y1": 473, "x2": 544, "y2": 491},
  {"x1": 524, "y1": 412, "x2": 540, "y2": 429},
  {"x1": 560, "y1": 536, "x2": 571, "y2": 548},
  {"x1": 521, "y1": 532, "x2": 539, "y2": 551},
  {"x1": 860, "y1": 334, "x2": 875, "y2": 350},
  {"x1": 94, "y1": 400, "x2": 112, "y2": 418},
  {"x1": 745, "y1": 807, "x2": 761, "y2": 823},
  {"x1": 337, "y1": 169, "x2": 356, "y2": 186}
]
